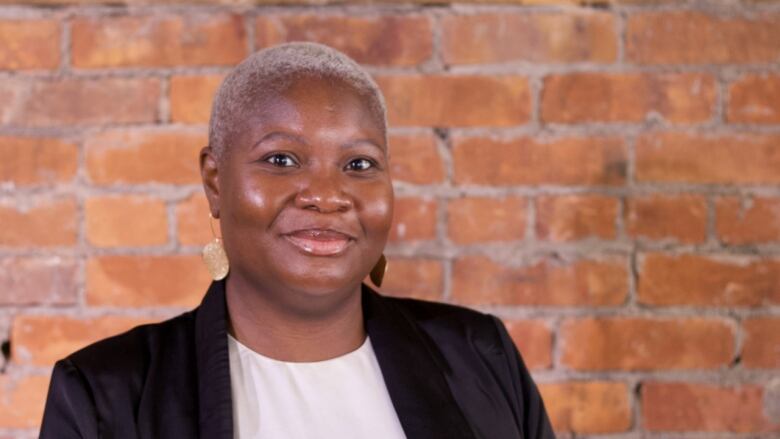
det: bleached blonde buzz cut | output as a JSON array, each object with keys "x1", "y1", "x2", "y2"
[{"x1": 208, "y1": 41, "x2": 388, "y2": 159}]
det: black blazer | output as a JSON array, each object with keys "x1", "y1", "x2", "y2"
[{"x1": 40, "y1": 280, "x2": 555, "y2": 439}]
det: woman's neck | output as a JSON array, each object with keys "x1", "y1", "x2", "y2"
[{"x1": 224, "y1": 274, "x2": 366, "y2": 362}]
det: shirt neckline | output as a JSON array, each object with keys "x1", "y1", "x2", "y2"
[{"x1": 228, "y1": 333, "x2": 372, "y2": 366}]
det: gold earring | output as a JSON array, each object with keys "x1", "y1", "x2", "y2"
[
  {"x1": 369, "y1": 254, "x2": 388, "y2": 288},
  {"x1": 202, "y1": 213, "x2": 229, "y2": 281}
]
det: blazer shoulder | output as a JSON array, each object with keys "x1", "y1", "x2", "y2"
[
  {"x1": 382, "y1": 295, "x2": 505, "y2": 351},
  {"x1": 65, "y1": 309, "x2": 197, "y2": 378}
]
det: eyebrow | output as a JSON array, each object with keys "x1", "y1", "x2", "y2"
[{"x1": 253, "y1": 131, "x2": 385, "y2": 152}]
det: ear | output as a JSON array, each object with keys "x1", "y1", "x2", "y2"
[{"x1": 200, "y1": 146, "x2": 221, "y2": 219}]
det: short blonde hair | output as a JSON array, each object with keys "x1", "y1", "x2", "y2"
[{"x1": 208, "y1": 42, "x2": 387, "y2": 159}]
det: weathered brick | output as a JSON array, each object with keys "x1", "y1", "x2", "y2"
[
  {"x1": 376, "y1": 258, "x2": 443, "y2": 301},
  {"x1": 0, "y1": 19, "x2": 59, "y2": 70},
  {"x1": 742, "y1": 318, "x2": 780, "y2": 368},
  {"x1": 0, "y1": 136, "x2": 77, "y2": 186},
  {"x1": 388, "y1": 134, "x2": 445, "y2": 185},
  {"x1": 536, "y1": 195, "x2": 617, "y2": 242},
  {"x1": 503, "y1": 319, "x2": 552, "y2": 370},
  {"x1": 11, "y1": 315, "x2": 155, "y2": 366},
  {"x1": 561, "y1": 317, "x2": 734, "y2": 370},
  {"x1": 441, "y1": 12, "x2": 616, "y2": 65},
  {"x1": 0, "y1": 78, "x2": 159, "y2": 127},
  {"x1": 170, "y1": 74, "x2": 224, "y2": 124},
  {"x1": 85, "y1": 128, "x2": 205, "y2": 185},
  {"x1": 0, "y1": 197, "x2": 77, "y2": 247},
  {"x1": 86, "y1": 255, "x2": 211, "y2": 307},
  {"x1": 71, "y1": 14, "x2": 246, "y2": 68},
  {"x1": 0, "y1": 375, "x2": 49, "y2": 428},
  {"x1": 376, "y1": 75, "x2": 530, "y2": 127},
  {"x1": 539, "y1": 381, "x2": 631, "y2": 433},
  {"x1": 627, "y1": 11, "x2": 780, "y2": 64},
  {"x1": 388, "y1": 197, "x2": 437, "y2": 242},
  {"x1": 256, "y1": 15, "x2": 432, "y2": 66},
  {"x1": 626, "y1": 194, "x2": 707, "y2": 244},
  {"x1": 716, "y1": 197, "x2": 780, "y2": 244},
  {"x1": 541, "y1": 73, "x2": 715, "y2": 123},
  {"x1": 176, "y1": 192, "x2": 211, "y2": 246},
  {"x1": 452, "y1": 256, "x2": 628, "y2": 306},
  {"x1": 728, "y1": 75, "x2": 780, "y2": 124},
  {"x1": 453, "y1": 136, "x2": 626, "y2": 186},
  {"x1": 638, "y1": 253, "x2": 780, "y2": 307},
  {"x1": 447, "y1": 196, "x2": 526, "y2": 244},
  {"x1": 85, "y1": 195, "x2": 169, "y2": 247},
  {"x1": 636, "y1": 133, "x2": 780, "y2": 184},
  {"x1": 0, "y1": 257, "x2": 78, "y2": 305},
  {"x1": 642, "y1": 382, "x2": 775, "y2": 432}
]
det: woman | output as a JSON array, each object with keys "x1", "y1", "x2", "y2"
[{"x1": 40, "y1": 42, "x2": 555, "y2": 439}]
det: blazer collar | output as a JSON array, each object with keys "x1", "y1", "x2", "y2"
[{"x1": 194, "y1": 280, "x2": 475, "y2": 439}]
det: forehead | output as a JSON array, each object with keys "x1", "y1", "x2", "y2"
[{"x1": 241, "y1": 76, "x2": 385, "y2": 144}]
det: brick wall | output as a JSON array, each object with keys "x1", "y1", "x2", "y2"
[{"x1": 1, "y1": 0, "x2": 779, "y2": 437}]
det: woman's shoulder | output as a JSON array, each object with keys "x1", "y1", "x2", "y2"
[
  {"x1": 380, "y1": 294, "x2": 510, "y2": 353},
  {"x1": 64, "y1": 309, "x2": 197, "y2": 376}
]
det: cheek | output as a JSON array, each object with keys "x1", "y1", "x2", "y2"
[{"x1": 360, "y1": 182, "x2": 394, "y2": 235}]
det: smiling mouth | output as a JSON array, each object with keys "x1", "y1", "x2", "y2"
[{"x1": 283, "y1": 230, "x2": 354, "y2": 256}]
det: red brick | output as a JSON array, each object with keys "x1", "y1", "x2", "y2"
[
  {"x1": 176, "y1": 192, "x2": 211, "y2": 246},
  {"x1": 0, "y1": 197, "x2": 77, "y2": 247},
  {"x1": 716, "y1": 197, "x2": 780, "y2": 244},
  {"x1": 0, "y1": 136, "x2": 77, "y2": 186},
  {"x1": 170, "y1": 74, "x2": 224, "y2": 124},
  {"x1": 539, "y1": 381, "x2": 631, "y2": 434},
  {"x1": 0, "y1": 19, "x2": 59, "y2": 70},
  {"x1": 453, "y1": 136, "x2": 626, "y2": 186},
  {"x1": 743, "y1": 318, "x2": 780, "y2": 368},
  {"x1": 0, "y1": 375, "x2": 49, "y2": 428},
  {"x1": 638, "y1": 253, "x2": 780, "y2": 307},
  {"x1": 636, "y1": 133, "x2": 780, "y2": 184},
  {"x1": 561, "y1": 317, "x2": 734, "y2": 370},
  {"x1": 71, "y1": 14, "x2": 246, "y2": 68},
  {"x1": 85, "y1": 195, "x2": 169, "y2": 247},
  {"x1": 542, "y1": 73, "x2": 715, "y2": 123},
  {"x1": 11, "y1": 315, "x2": 155, "y2": 366},
  {"x1": 86, "y1": 255, "x2": 210, "y2": 307},
  {"x1": 377, "y1": 75, "x2": 530, "y2": 127},
  {"x1": 0, "y1": 78, "x2": 159, "y2": 127},
  {"x1": 627, "y1": 11, "x2": 780, "y2": 64},
  {"x1": 503, "y1": 319, "x2": 552, "y2": 370},
  {"x1": 85, "y1": 128, "x2": 205, "y2": 185},
  {"x1": 375, "y1": 258, "x2": 443, "y2": 301},
  {"x1": 626, "y1": 194, "x2": 707, "y2": 244},
  {"x1": 728, "y1": 75, "x2": 780, "y2": 124},
  {"x1": 388, "y1": 197, "x2": 437, "y2": 242},
  {"x1": 388, "y1": 134, "x2": 445, "y2": 185},
  {"x1": 536, "y1": 195, "x2": 617, "y2": 242},
  {"x1": 642, "y1": 382, "x2": 774, "y2": 432},
  {"x1": 441, "y1": 12, "x2": 616, "y2": 65},
  {"x1": 0, "y1": 257, "x2": 78, "y2": 305},
  {"x1": 447, "y1": 196, "x2": 526, "y2": 244},
  {"x1": 452, "y1": 256, "x2": 627, "y2": 306},
  {"x1": 256, "y1": 15, "x2": 432, "y2": 66}
]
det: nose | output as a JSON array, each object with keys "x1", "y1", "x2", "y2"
[{"x1": 294, "y1": 170, "x2": 353, "y2": 213}]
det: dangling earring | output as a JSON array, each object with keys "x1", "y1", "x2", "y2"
[
  {"x1": 202, "y1": 213, "x2": 229, "y2": 281},
  {"x1": 369, "y1": 254, "x2": 388, "y2": 288}
]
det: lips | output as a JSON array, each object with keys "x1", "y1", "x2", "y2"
[{"x1": 283, "y1": 229, "x2": 355, "y2": 256}]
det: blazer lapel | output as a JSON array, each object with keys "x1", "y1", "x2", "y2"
[
  {"x1": 363, "y1": 284, "x2": 477, "y2": 439},
  {"x1": 195, "y1": 280, "x2": 234, "y2": 439}
]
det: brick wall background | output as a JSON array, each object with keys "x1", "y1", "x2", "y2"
[{"x1": 1, "y1": 0, "x2": 780, "y2": 437}]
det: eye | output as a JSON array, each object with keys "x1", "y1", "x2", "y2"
[
  {"x1": 264, "y1": 153, "x2": 298, "y2": 168},
  {"x1": 345, "y1": 158, "x2": 375, "y2": 172}
]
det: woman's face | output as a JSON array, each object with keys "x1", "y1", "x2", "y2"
[{"x1": 202, "y1": 76, "x2": 393, "y2": 312}]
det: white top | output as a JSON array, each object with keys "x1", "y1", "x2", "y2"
[{"x1": 228, "y1": 333, "x2": 407, "y2": 439}]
